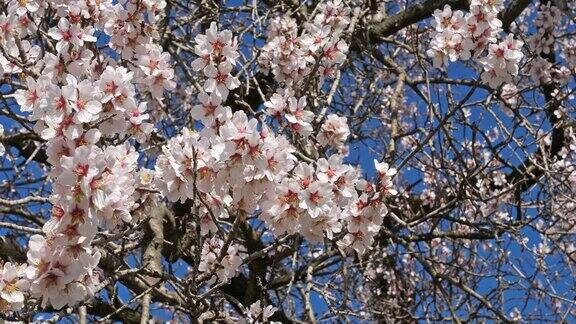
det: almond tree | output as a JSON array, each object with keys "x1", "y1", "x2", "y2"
[{"x1": 0, "y1": 0, "x2": 575, "y2": 322}]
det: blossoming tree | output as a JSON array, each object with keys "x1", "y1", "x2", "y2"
[{"x1": 0, "y1": 0, "x2": 575, "y2": 321}]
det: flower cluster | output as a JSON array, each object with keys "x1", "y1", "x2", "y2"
[
  {"x1": 526, "y1": 4, "x2": 566, "y2": 86},
  {"x1": 528, "y1": 56, "x2": 571, "y2": 87},
  {"x1": 427, "y1": 0, "x2": 524, "y2": 88},
  {"x1": 15, "y1": 60, "x2": 156, "y2": 145},
  {"x1": 2, "y1": 0, "x2": 174, "y2": 310},
  {"x1": 500, "y1": 83, "x2": 519, "y2": 115},
  {"x1": 26, "y1": 141, "x2": 141, "y2": 309},
  {"x1": 527, "y1": 56, "x2": 553, "y2": 85},
  {"x1": 134, "y1": 44, "x2": 177, "y2": 100},
  {"x1": 480, "y1": 35, "x2": 524, "y2": 88},
  {"x1": 528, "y1": 3, "x2": 561, "y2": 56},
  {"x1": 264, "y1": 90, "x2": 315, "y2": 137},
  {"x1": 156, "y1": 22, "x2": 399, "y2": 264},
  {"x1": 427, "y1": 5, "x2": 472, "y2": 67},
  {"x1": 26, "y1": 234, "x2": 101, "y2": 309},
  {"x1": 104, "y1": 1, "x2": 166, "y2": 60},
  {"x1": 260, "y1": 155, "x2": 357, "y2": 242},
  {"x1": 103, "y1": 0, "x2": 175, "y2": 104},
  {"x1": 198, "y1": 237, "x2": 245, "y2": 283},
  {"x1": 192, "y1": 22, "x2": 240, "y2": 100},
  {"x1": 157, "y1": 23, "x2": 297, "y2": 217},
  {"x1": 48, "y1": 18, "x2": 97, "y2": 53},
  {"x1": 317, "y1": 114, "x2": 350, "y2": 152},
  {"x1": 0, "y1": 262, "x2": 28, "y2": 312},
  {"x1": 2, "y1": 0, "x2": 402, "y2": 312},
  {"x1": 241, "y1": 301, "x2": 278, "y2": 324},
  {"x1": 336, "y1": 160, "x2": 397, "y2": 254},
  {"x1": 258, "y1": 0, "x2": 350, "y2": 87},
  {"x1": 562, "y1": 39, "x2": 576, "y2": 69}
]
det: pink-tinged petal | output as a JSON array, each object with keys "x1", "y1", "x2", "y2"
[
  {"x1": 58, "y1": 18, "x2": 69, "y2": 30},
  {"x1": 219, "y1": 62, "x2": 233, "y2": 74},
  {"x1": 206, "y1": 22, "x2": 219, "y2": 42},
  {"x1": 41, "y1": 127, "x2": 56, "y2": 140},
  {"x1": 203, "y1": 65, "x2": 218, "y2": 78},
  {"x1": 226, "y1": 76, "x2": 240, "y2": 90},
  {"x1": 285, "y1": 114, "x2": 298, "y2": 123},
  {"x1": 83, "y1": 33, "x2": 97, "y2": 42},
  {"x1": 85, "y1": 101, "x2": 102, "y2": 114},
  {"x1": 216, "y1": 84, "x2": 229, "y2": 99},
  {"x1": 48, "y1": 28, "x2": 62, "y2": 40},
  {"x1": 16, "y1": 6, "x2": 28, "y2": 16},
  {"x1": 61, "y1": 85, "x2": 76, "y2": 101},
  {"x1": 76, "y1": 110, "x2": 92, "y2": 123},
  {"x1": 223, "y1": 46, "x2": 237, "y2": 60},
  {"x1": 56, "y1": 41, "x2": 67, "y2": 53},
  {"x1": 211, "y1": 92, "x2": 223, "y2": 106},
  {"x1": 92, "y1": 190, "x2": 106, "y2": 210},
  {"x1": 191, "y1": 57, "x2": 207, "y2": 71},
  {"x1": 204, "y1": 79, "x2": 217, "y2": 93},
  {"x1": 84, "y1": 129, "x2": 101, "y2": 143},
  {"x1": 65, "y1": 74, "x2": 77, "y2": 87},
  {"x1": 58, "y1": 170, "x2": 77, "y2": 186},
  {"x1": 13, "y1": 90, "x2": 29, "y2": 109}
]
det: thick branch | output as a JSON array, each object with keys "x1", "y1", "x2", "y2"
[{"x1": 365, "y1": 0, "x2": 531, "y2": 43}]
